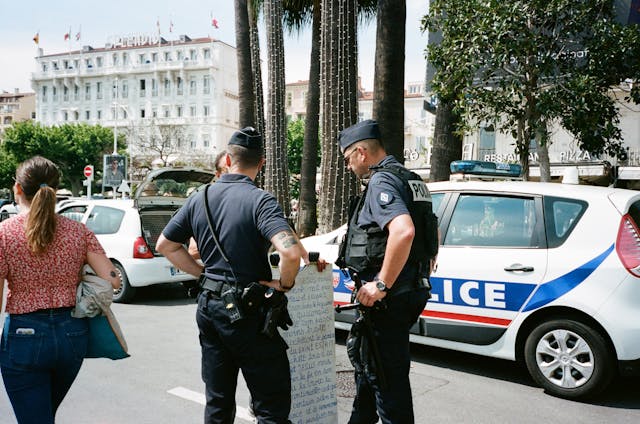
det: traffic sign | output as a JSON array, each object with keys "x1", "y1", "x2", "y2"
[{"x1": 84, "y1": 165, "x2": 94, "y2": 178}]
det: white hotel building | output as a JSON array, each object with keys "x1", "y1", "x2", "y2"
[{"x1": 31, "y1": 33, "x2": 239, "y2": 165}]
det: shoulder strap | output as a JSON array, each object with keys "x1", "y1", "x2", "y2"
[{"x1": 203, "y1": 184, "x2": 238, "y2": 281}]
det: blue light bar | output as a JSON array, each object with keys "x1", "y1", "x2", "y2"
[{"x1": 450, "y1": 160, "x2": 522, "y2": 177}]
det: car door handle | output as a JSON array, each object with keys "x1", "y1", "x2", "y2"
[{"x1": 504, "y1": 264, "x2": 534, "y2": 272}]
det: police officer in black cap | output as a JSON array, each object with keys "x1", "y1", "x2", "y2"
[
  {"x1": 338, "y1": 119, "x2": 435, "y2": 424},
  {"x1": 157, "y1": 127, "x2": 325, "y2": 424}
]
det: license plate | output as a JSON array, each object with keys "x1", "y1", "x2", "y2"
[{"x1": 169, "y1": 266, "x2": 186, "y2": 276}]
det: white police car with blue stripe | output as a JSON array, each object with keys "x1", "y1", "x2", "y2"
[{"x1": 302, "y1": 162, "x2": 640, "y2": 400}]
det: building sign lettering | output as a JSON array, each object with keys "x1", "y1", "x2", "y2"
[{"x1": 106, "y1": 34, "x2": 161, "y2": 49}]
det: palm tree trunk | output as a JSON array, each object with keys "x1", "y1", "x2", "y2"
[
  {"x1": 297, "y1": 0, "x2": 322, "y2": 237},
  {"x1": 429, "y1": 99, "x2": 462, "y2": 181},
  {"x1": 248, "y1": 0, "x2": 266, "y2": 187},
  {"x1": 264, "y1": 0, "x2": 291, "y2": 214},
  {"x1": 235, "y1": 0, "x2": 256, "y2": 128},
  {"x1": 318, "y1": 0, "x2": 359, "y2": 233},
  {"x1": 372, "y1": 0, "x2": 406, "y2": 163}
]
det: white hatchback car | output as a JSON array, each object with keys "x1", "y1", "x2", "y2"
[
  {"x1": 57, "y1": 167, "x2": 215, "y2": 303},
  {"x1": 302, "y1": 177, "x2": 640, "y2": 399}
]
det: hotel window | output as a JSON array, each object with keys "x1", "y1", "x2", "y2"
[
  {"x1": 151, "y1": 78, "x2": 158, "y2": 97},
  {"x1": 190, "y1": 105, "x2": 196, "y2": 116},
  {"x1": 85, "y1": 59, "x2": 93, "y2": 68},
  {"x1": 63, "y1": 111, "x2": 68, "y2": 121},
  {"x1": 139, "y1": 79, "x2": 146, "y2": 97},
  {"x1": 152, "y1": 52, "x2": 158, "y2": 62},
  {"x1": 85, "y1": 83, "x2": 91, "y2": 100},
  {"x1": 203, "y1": 48, "x2": 211, "y2": 59},
  {"x1": 96, "y1": 82, "x2": 103, "y2": 100},
  {"x1": 63, "y1": 60, "x2": 69, "y2": 69},
  {"x1": 74, "y1": 111, "x2": 79, "y2": 121},
  {"x1": 164, "y1": 78, "x2": 171, "y2": 96},
  {"x1": 97, "y1": 110, "x2": 102, "y2": 120},
  {"x1": 74, "y1": 84, "x2": 80, "y2": 100},
  {"x1": 190, "y1": 49, "x2": 197, "y2": 61},
  {"x1": 96, "y1": 57, "x2": 103, "y2": 67},
  {"x1": 177, "y1": 105, "x2": 183, "y2": 117},
  {"x1": 177, "y1": 77, "x2": 183, "y2": 95},
  {"x1": 190, "y1": 139, "x2": 197, "y2": 149},
  {"x1": 52, "y1": 61, "x2": 59, "y2": 70},
  {"x1": 139, "y1": 54, "x2": 145, "y2": 64},
  {"x1": 52, "y1": 86, "x2": 58, "y2": 101},
  {"x1": 203, "y1": 135, "x2": 210, "y2": 148},
  {"x1": 140, "y1": 108, "x2": 146, "y2": 118},
  {"x1": 123, "y1": 53, "x2": 129, "y2": 65},
  {"x1": 164, "y1": 51, "x2": 172, "y2": 61},
  {"x1": 42, "y1": 86, "x2": 47, "y2": 102},
  {"x1": 152, "y1": 107, "x2": 157, "y2": 118},
  {"x1": 112, "y1": 82, "x2": 117, "y2": 99},
  {"x1": 111, "y1": 107, "x2": 116, "y2": 120},
  {"x1": 121, "y1": 80, "x2": 128, "y2": 98},
  {"x1": 203, "y1": 76, "x2": 210, "y2": 94},
  {"x1": 42, "y1": 62, "x2": 48, "y2": 72},
  {"x1": 286, "y1": 92, "x2": 292, "y2": 107},
  {"x1": 63, "y1": 86, "x2": 69, "y2": 102},
  {"x1": 177, "y1": 50, "x2": 183, "y2": 60},
  {"x1": 163, "y1": 106, "x2": 170, "y2": 118},
  {"x1": 122, "y1": 109, "x2": 127, "y2": 119},
  {"x1": 189, "y1": 78, "x2": 197, "y2": 95},
  {"x1": 203, "y1": 105, "x2": 209, "y2": 117},
  {"x1": 74, "y1": 59, "x2": 79, "y2": 69},
  {"x1": 112, "y1": 53, "x2": 119, "y2": 66},
  {"x1": 85, "y1": 110, "x2": 90, "y2": 120}
]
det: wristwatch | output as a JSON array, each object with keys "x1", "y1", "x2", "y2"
[{"x1": 375, "y1": 279, "x2": 389, "y2": 293}]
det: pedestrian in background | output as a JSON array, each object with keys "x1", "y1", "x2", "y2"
[
  {"x1": 0, "y1": 156, "x2": 121, "y2": 424},
  {"x1": 337, "y1": 120, "x2": 435, "y2": 424},
  {"x1": 157, "y1": 127, "x2": 325, "y2": 423}
]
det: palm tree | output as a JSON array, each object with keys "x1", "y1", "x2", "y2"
[
  {"x1": 264, "y1": 0, "x2": 291, "y2": 214},
  {"x1": 318, "y1": 0, "x2": 360, "y2": 233},
  {"x1": 234, "y1": 0, "x2": 256, "y2": 128},
  {"x1": 372, "y1": 0, "x2": 406, "y2": 163},
  {"x1": 283, "y1": 0, "x2": 376, "y2": 236},
  {"x1": 248, "y1": 0, "x2": 266, "y2": 187}
]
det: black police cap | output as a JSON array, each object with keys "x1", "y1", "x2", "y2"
[
  {"x1": 338, "y1": 119, "x2": 381, "y2": 152},
  {"x1": 228, "y1": 127, "x2": 262, "y2": 150}
]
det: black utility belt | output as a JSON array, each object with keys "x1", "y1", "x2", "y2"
[{"x1": 199, "y1": 277, "x2": 247, "y2": 297}]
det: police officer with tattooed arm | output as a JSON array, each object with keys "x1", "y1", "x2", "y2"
[
  {"x1": 157, "y1": 127, "x2": 325, "y2": 424},
  {"x1": 337, "y1": 120, "x2": 438, "y2": 424}
]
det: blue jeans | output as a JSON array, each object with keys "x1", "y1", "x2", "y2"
[
  {"x1": 196, "y1": 292, "x2": 292, "y2": 424},
  {"x1": 0, "y1": 307, "x2": 88, "y2": 424}
]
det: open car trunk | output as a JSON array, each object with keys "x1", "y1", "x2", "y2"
[{"x1": 134, "y1": 167, "x2": 215, "y2": 255}]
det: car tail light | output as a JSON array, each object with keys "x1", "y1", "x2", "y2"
[
  {"x1": 616, "y1": 214, "x2": 640, "y2": 277},
  {"x1": 133, "y1": 236, "x2": 154, "y2": 259}
]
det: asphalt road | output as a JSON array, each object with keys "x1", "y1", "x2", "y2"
[{"x1": 1, "y1": 283, "x2": 639, "y2": 423}]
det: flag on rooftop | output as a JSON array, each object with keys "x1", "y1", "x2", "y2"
[
  {"x1": 76, "y1": 27, "x2": 81, "y2": 41},
  {"x1": 169, "y1": 20, "x2": 174, "y2": 33},
  {"x1": 64, "y1": 27, "x2": 70, "y2": 41},
  {"x1": 211, "y1": 12, "x2": 219, "y2": 29},
  {"x1": 33, "y1": 32, "x2": 39, "y2": 45}
]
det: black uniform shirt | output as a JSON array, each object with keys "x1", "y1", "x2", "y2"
[
  {"x1": 162, "y1": 173, "x2": 291, "y2": 283},
  {"x1": 357, "y1": 155, "x2": 417, "y2": 282}
]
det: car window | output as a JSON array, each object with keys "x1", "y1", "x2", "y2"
[
  {"x1": 86, "y1": 206, "x2": 125, "y2": 234},
  {"x1": 431, "y1": 193, "x2": 444, "y2": 217},
  {"x1": 58, "y1": 205, "x2": 87, "y2": 222},
  {"x1": 543, "y1": 196, "x2": 587, "y2": 248},
  {"x1": 444, "y1": 194, "x2": 537, "y2": 247}
]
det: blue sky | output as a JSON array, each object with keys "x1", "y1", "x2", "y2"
[{"x1": 0, "y1": 0, "x2": 429, "y2": 94}]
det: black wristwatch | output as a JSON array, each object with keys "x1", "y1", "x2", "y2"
[{"x1": 375, "y1": 279, "x2": 389, "y2": 293}]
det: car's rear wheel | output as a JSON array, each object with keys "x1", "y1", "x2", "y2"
[
  {"x1": 524, "y1": 318, "x2": 615, "y2": 400},
  {"x1": 112, "y1": 262, "x2": 136, "y2": 303}
]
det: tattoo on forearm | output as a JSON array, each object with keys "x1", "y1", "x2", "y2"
[{"x1": 278, "y1": 231, "x2": 299, "y2": 248}]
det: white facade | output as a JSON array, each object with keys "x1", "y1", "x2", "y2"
[{"x1": 31, "y1": 34, "x2": 239, "y2": 163}]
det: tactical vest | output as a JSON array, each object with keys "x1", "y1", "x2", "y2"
[{"x1": 338, "y1": 164, "x2": 439, "y2": 274}]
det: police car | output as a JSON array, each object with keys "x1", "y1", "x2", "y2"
[{"x1": 301, "y1": 161, "x2": 640, "y2": 399}]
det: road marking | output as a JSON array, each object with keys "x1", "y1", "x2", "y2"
[{"x1": 167, "y1": 386, "x2": 255, "y2": 422}]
